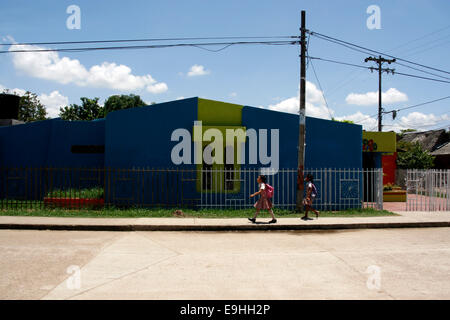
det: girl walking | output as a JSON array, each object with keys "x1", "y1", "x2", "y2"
[
  {"x1": 302, "y1": 173, "x2": 320, "y2": 220},
  {"x1": 248, "y1": 175, "x2": 277, "y2": 224}
]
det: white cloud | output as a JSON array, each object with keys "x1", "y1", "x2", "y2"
[
  {"x1": 229, "y1": 92, "x2": 237, "y2": 98},
  {"x1": 187, "y1": 64, "x2": 210, "y2": 77},
  {"x1": 264, "y1": 81, "x2": 333, "y2": 119},
  {"x1": 335, "y1": 112, "x2": 377, "y2": 130},
  {"x1": 0, "y1": 84, "x2": 68, "y2": 118},
  {"x1": 8, "y1": 42, "x2": 168, "y2": 93},
  {"x1": 395, "y1": 112, "x2": 450, "y2": 130},
  {"x1": 38, "y1": 91, "x2": 69, "y2": 118},
  {"x1": 345, "y1": 88, "x2": 408, "y2": 106},
  {"x1": 335, "y1": 111, "x2": 450, "y2": 132}
]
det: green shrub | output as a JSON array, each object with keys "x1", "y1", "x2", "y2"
[{"x1": 46, "y1": 187, "x2": 104, "y2": 199}]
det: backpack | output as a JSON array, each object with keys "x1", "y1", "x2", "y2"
[{"x1": 265, "y1": 184, "x2": 274, "y2": 199}]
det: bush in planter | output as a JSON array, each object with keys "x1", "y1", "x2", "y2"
[
  {"x1": 46, "y1": 187, "x2": 104, "y2": 199},
  {"x1": 383, "y1": 183, "x2": 403, "y2": 192},
  {"x1": 45, "y1": 187, "x2": 105, "y2": 209}
]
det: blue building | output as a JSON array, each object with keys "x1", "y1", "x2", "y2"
[{"x1": 0, "y1": 97, "x2": 363, "y2": 209}]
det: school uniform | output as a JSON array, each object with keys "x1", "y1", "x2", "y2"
[{"x1": 254, "y1": 183, "x2": 273, "y2": 210}]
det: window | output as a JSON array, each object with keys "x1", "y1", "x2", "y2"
[{"x1": 71, "y1": 145, "x2": 105, "y2": 154}]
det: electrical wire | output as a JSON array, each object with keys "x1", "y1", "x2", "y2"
[
  {"x1": 349, "y1": 96, "x2": 450, "y2": 127},
  {"x1": 308, "y1": 30, "x2": 450, "y2": 75},
  {"x1": 403, "y1": 34, "x2": 450, "y2": 58},
  {"x1": 0, "y1": 40, "x2": 299, "y2": 54},
  {"x1": 394, "y1": 61, "x2": 450, "y2": 81},
  {"x1": 387, "y1": 24, "x2": 450, "y2": 54},
  {"x1": 308, "y1": 55, "x2": 450, "y2": 84},
  {"x1": 1, "y1": 35, "x2": 299, "y2": 46},
  {"x1": 393, "y1": 71, "x2": 450, "y2": 84},
  {"x1": 308, "y1": 56, "x2": 371, "y2": 70},
  {"x1": 384, "y1": 96, "x2": 450, "y2": 114},
  {"x1": 307, "y1": 56, "x2": 334, "y2": 119}
]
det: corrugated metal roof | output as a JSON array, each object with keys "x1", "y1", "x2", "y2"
[{"x1": 431, "y1": 141, "x2": 450, "y2": 156}]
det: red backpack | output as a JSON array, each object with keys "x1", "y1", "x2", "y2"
[{"x1": 265, "y1": 184, "x2": 274, "y2": 199}]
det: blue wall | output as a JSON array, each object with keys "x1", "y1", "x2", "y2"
[
  {"x1": 0, "y1": 118, "x2": 105, "y2": 168},
  {"x1": 0, "y1": 119, "x2": 53, "y2": 167},
  {"x1": 47, "y1": 120, "x2": 105, "y2": 168},
  {"x1": 242, "y1": 106, "x2": 362, "y2": 169},
  {"x1": 0, "y1": 118, "x2": 105, "y2": 200},
  {"x1": 305, "y1": 117, "x2": 362, "y2": 169},
  {"x1": 105, "y1": 97, "x2": 198, "y2": 168}
]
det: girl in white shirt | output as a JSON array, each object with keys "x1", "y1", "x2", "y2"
[{"x1": 248, "y1": 175, "x2": 277, "y2": 224}]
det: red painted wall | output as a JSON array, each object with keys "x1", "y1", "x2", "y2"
[{"x1": 382, "y1": 153, "x2": 397, "y2": 185}]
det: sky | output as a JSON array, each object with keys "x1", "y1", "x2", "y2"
[{"x1": 0, "y1": 0, "x2": 449, "y2": 132}]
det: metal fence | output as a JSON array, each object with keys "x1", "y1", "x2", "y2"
[
  {"x1": 0, "y1": 167, "x2": 383, "y2": 211},
  {"x1": 199, "y1": 168, "x2": 383, "y2": 211},
  {"x1": 406, "y1": 169, "x2": 450, "y2": 211}
]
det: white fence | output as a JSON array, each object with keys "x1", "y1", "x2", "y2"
[
  {"x1": 199, "y1": 168, "x2": 383, "y2": 211},
  {"x1": 406, "y1": 169, "x2": 450, "y2": 211}
]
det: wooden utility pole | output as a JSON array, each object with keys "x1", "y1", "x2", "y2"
[
  {"x1": 296, "y1": 10, "x2": 306, "y2": 212},
  {"x1": 364, "y1": 56, "x2": 396, "y2": 132}
]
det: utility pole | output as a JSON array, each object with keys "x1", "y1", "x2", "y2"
[
  {"x1": 364, "y1": 55, "x2": 396, "y2": 132},
  {"x1": 297, "y1": 10, "x2": 306, "y2": 212}
]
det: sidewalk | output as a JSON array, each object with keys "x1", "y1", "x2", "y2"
[{"x1": 0, "y1": 211, "x2": 449, "y2": 231}]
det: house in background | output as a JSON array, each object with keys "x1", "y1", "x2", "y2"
[
  {"x1": 0, "y1": 94, "x2": 24, "y2": 127},
  {"x1": 431, "y1": 141, "x2": 450, "y2": 169},
  {"x1": 398, "y1": 129, "x2": 450, "y2": 169}
]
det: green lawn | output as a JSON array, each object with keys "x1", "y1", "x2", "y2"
[{"x1": 0, "y1": 207, "x2": 397, "y2": 219}]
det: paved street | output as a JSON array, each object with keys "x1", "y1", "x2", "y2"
[
  {"x1": 1, "y1": 211, "x2": 449, "y2": 231},
  {"x1": 1, "y1": 228, "x2": 449, "y2": 299}
]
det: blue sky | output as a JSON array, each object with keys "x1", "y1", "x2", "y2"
[{"x1": 0, "y1": 0, "x2": 449, "y2": 131}]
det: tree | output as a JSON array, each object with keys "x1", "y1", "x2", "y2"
[
  {"x1": 19, "y1": 91, "x2": 48, "y2": 122},
  {"x1": 103, "y1": 94, "x2": 147, "y2": 116},
  {"x1": 400, "y1": 128, "x2": 417, "y2": 134},
  {"x1": 331, "y1": 118, "x2": 355, "y2": 124},
  {"x1": 397, "y1": 141, "x2": 435, "y2": 169},
  {"x1": 59, "y1": 97, "x2": 104, "y2": 121},
  {"x1": 1, "y1": 89, "x2": 47, "y2": 122},
  {"x1": 397, "y1": 128, "x2": 417, "y2": 139}
]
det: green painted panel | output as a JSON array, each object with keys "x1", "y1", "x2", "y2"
[
  {"x1": 192, "y1": 124, "x2": 246, "y2": 193},
  {"x1": 198, "y1": 98, "x2": 243, "y2": 126}
]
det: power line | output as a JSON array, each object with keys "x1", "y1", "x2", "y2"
[
  {"x1": 384, "y1": 95, "x2": 450, "y2": 114},
  {"x1": 308, "y1": 56, "x2": 370, "y2": 70},
  {"x1": 308, "y1": 30, "x2": 450, "y2": 75},
  {"x1": 307, "y1": 56, "x2": 333, "y2": 119},
  {"x1": 349, "y1": 95, "x2": 450, "y2": 127},
  {"x1": 309, "y1": 33, "x2": 375, "y2": 56},
  {"x1": 308, "y1": 55, "x2": 450, "y2": 84},
  {"x1": 387, "y1": 24, "x2": 450, "y2": 54},
  {"x1": 393, "y1": 71, "x2": 450, "y2": 84},
  {"x1": 0, "y1": 40, "x2": 299, "y2": 54},
  {"x1": 403, "y1": 34, "x2": 450, "y2": 58},
  {"x1": 316, "y1": 26, "x2": 450, "y2": 98},
  {"x1": 1, "y1": 35, "x2": 299, "y2": 46},
  {"x1": 394, "y1": 61, "x2": 450, "y2": 81}
]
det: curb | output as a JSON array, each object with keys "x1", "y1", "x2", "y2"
[{"x1": 0, "y1": 221, "x2": 449, "y2": 232}]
